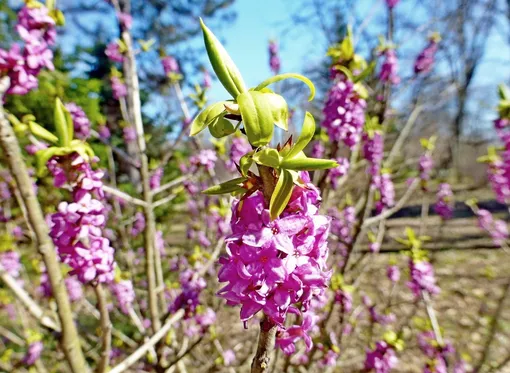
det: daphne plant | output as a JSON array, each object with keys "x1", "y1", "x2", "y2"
[
  {"x1": 33, "y1": 99, "x2": 95, "y2": 177},
  {"x1": 192, "y1": 20, "x2": 337, "y2": 221}
]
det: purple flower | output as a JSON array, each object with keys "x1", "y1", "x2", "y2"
[
  {"x1": 374, "y1": 172, "x2": 395, "y2": 213},
  {"x1": 365, "y1": 341, "x2": 398, "y2": 373},
  {"x1": 379, "y1": 49, "x2": 400, "y2": 85},
  {"x1": 161, "y1": 56, "x2": 179, "y2": 75},
  {"x1": 329, "y1": 206, "x2": 356, "y2": 245},
  {"x1": 150, "y1": 167, "x2": 163, "y2": 190},
  {"x1": 203, "y1": 69, "x2": 212, "y2": 88},
  {"x1": 321, "y1": 76, "x2": 366, "y2": 149},
  {"x1": 0, "y1": 181, "x2": 11, "y2": 200},
  {"x1": 105, "y1": 41, "x2": 124, "y2": 63},
  {"x1": 223, "y1": 349, "x2": 236, "y2": 366},
  {"x1": 25, "y1": 141, "x2": 48, "y2": 155},
  {"x1": 123, "y1": 126, "x2": 137, "y2": 143},
  {"x1": 23, "y1": 341, "x2": 43, "y2": 365},
  {"x1": 0, "y1": 250, "x2": 21, "y2": 278},
  {"x1": 0, "y1": 44, "x2": 38, "y2": 95},
  {"x1": 311, "y1": 141, "x2": 325, "y2": 159},
  {"x1": 276, "y1": 312, "x2": 318, "y2": 355},
  {"x1": 387, "y1": 265, "x2": 400, "y2": 282},
  {"x1": 16, "y1": 5, "x2": 56, "y2": 46},
  {"x1": 218, "y1": 174, "x2": 331, "y2": 334},
  {"x1": 434, "y1": 183, "x2": 454, "y2": 220},
  {"x1": 328, "y1": 158, "x2": 350, "y2": 190},
  {"x1": 407, "y1": 259, "x2": 440, "y2": 298},
  {"x1": 268, "y1": 40, "x2": 281, "y2": 74},
  {"x1": 98, "y1": 125, "x2": 111, "y2": 141},
  {"x1": 476, "y1": 209, "x2": 508, "y2": 247},
  {"x1": 111, "y1": 279, "x2": 135, "y2": 314},
  {"x1": 419, "y1": 154, "x2": 434, "y2": 189},
  {"x1": 111, "y1": 76, "x2": 127, "y2": 100},
  {"x1": 170, "y1": 269, "x2": 206, "y2": 318},
  {"x1": 48, "y1": 154, "x2": 115, "y2": 284},
  {"x1": 414, "y1": 40, "x2": 438, "y2": 75},
  {"x1": 363, "y1": 132, "x2": 384, "y2": 176},
  {"x1": 65, "y1": 103, "x2": 91, "y2": 140},
  {"x1": 117, "y1": 12, "x2": 132, "y2": 29},
  {"x1": 130, "y1": 212, "x2": 146, "y2": 236},
  {"x1": 39, "y1": 273, "x2": 83, "y2": 302},
  {"x1": 189, "y1": 149, "x2": 217, "y2": 172},
  {"x1": 335, "y1": 288, "x2": 353, "y2": 313},
  {"x1": 226, "y1": 137, "x2": 251, "y2": 172}
]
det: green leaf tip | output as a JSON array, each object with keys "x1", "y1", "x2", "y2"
[
  {"x1": 200, "y1": 19, "x2": 247, "y2": 99},
  {"x1": 255, "y1": 73, "x2": 315, "y2": 101}
]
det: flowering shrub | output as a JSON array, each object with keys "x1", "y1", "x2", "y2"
[{"x1": 0, "y1": 1, "x2": 507, "y2": 373}]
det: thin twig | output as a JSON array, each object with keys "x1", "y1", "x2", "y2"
[
  {"x1": 0, "y1": 264, "x2": 60, "y2": 332},
  {"x1": 108, "y1": 309, "x2": 185, "y2": 373},
  {"x1": 0, "y1": 80, "x2": 88, "y2": 372},
  {"x1": 94, "y1": 284, "x2": 112, "y2": 373},
  {"x1": 102, "y1": 185, "x2": 147, "y2": 207}
]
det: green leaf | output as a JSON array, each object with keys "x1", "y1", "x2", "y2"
[
  {"x1": 252, "y1": 148, "x2": 281, "y2": 168},
  {"x1": 189, "y1": 101, "x2": 228, "y2": 136},
  {"x1": 70, "y1": 140, "x2": 95, "y2": 161},
  {"x1": 280, "y1": 157, "x2": 338, "y2": 171},
  {"x1": 200, "y1": 19, "x2": 247, "y2": 99},
  {"x1": 202, "y1": 177, "x2": 247, "y2": 195},
  {"x1": 264, "y1": 93, "x2": 288, "y2": 130},
  {"x1": 237, "y1": 91, "x2": 274, "y2": 146},
  {"x1": 36, "y1": 147, "x2": 69, "y2": 177},
  {"x1": 353, "y1": 60, "x2": 376, "y2": 83},
  {"x1": 239, "y1": 153, "x2": 253, "y2": 176},
  {"x1": 254, "y1": 73, "x2": 315, "y2": 101},
  {"x1": 28, "y1": 121, "x2": 58, "y2": 144},
  {"x1": 209, "y1": 114, "x2": 236, "y2": 138},
  {"x1": 286, "y1": 112, "x2": 315, "y2": 159},
  {"x1": 269, "y1": 169, "x2": 295, "y2": 220},
  {"x1": 54, "y1": 98, "x2": 70, "y2": 147}
]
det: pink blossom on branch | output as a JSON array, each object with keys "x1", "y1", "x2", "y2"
[{"x1": 217, "y1": 172, "x2": 331, "y2": 354}]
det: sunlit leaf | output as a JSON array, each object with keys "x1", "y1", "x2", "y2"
[
  {"x1": 252, "y1": 148, "x2": 281, "y2": 168},
  {"x1": 269, "y1": 169, "x2": 295, "y2": 220},
  {"x1": 189, "y1": 101, "x2": 228, "y2": 136},
  {"x1": 286, "y1": 112, "x2": 314, "y2": 159},
  {"x1": 237, "y1": 91, "x2": 274, "y2": 146},
  {"x1": 200, "y1": 19, "x2": 247, "y2": 99},
  {"x1": 254, "y1": 73, "x2": 315, "y2": 101},
  {"x1": 202, "y1": 177, "x2": 248, "y2": 195}
]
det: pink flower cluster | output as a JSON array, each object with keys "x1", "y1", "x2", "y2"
[
  {"x1": 105, "y1": 41, "x2": 124, "y2": 63},
  {"x1": 0, "y1": 4, "x2": 56, "y2": 95},
  {"x1": 414, "y1": 39, "x2": 439, "y2": 75},
  {"x1": 226, "y1": 136, "x2": 251, "y2": 172},
  {"x1": 23, "y1": 341, "x2": 43, "y2": 365},
  {"x1": 48, "y1": 154, "x2": 115, "y2": 283},
  {"x1": 434, "y1": 183, "x2": 454, "y2": 220},
  {"x1": 363, "y1": 132, "x2": 384, "y2": 176},
  {"x1": 365, "y1": 341, "x2": 398, "y2": 373},
  {"x1": 39, "y1": 272, "x2": 84, "y2": 302},
  {"x1": 417, "y1": 331, "x2": 466, "y2": 373},
  {"x1": 321, "y1": 76, "x2": 367, "y2": 149},
  {"x1": 0, "y1": 250, "x2": 22, "y2": 279},
  {"x1": 170, "y1": 269, "x2": 207, "y2": 319},
  {"x1": 218, "y1": 172, "x2": 331, "y2": 355},
  {"x1": 379, "y1": 49, "x2": 400, "y2": 85},
  {"x1": 110, "y1": 76, "x2": 127, "y2": 100},
  {"x1": 418, "y1": 154, "x2": 434, "y2": 190},
  {"x1": 329, "y1": 206, "x2": 356, "y2": 256},
  {"x1": 65, "y1": 102, "x2": 91, "y2": 140},
  {"x1": 150, "y1": 167, "x2": 163, "y2": 190},
  {"x1": 374, "y1": 172, "x2": 395, "y2": 213},
  {"x1": 111, "y1": 279, "x2": 135, "y2": 314},
  {"x1": 407, "y1": 259, "x2": 440, "y2": 298},
  {"x1": 476, "y1": 209, "x2": 508, "y2": 247},
  {"x1": 488, "y1": 118, "x2": 510, "y2": 204},
  {"x1": 327, "y1": 157, "x2": 350, "y2": 190},
  {"x1": 188, "y1": 149, "x2": 217, "y2": 173},
  {"x1": 385, "y1": 0, "x2": 400, "y2": 9},
  {"x1": 268, "y1": 40, "x2": 281, "y2": 75},
  {"x1": 162, "y1": 56, "x2": 179, "y2": 75}
]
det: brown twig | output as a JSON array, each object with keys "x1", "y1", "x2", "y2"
[
  {"x1": 0, "y1": 77, "x2": 88, "y2": 373},
  {"x1": 94, "y1": 284, "x2": 112, "y2": 373}
]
